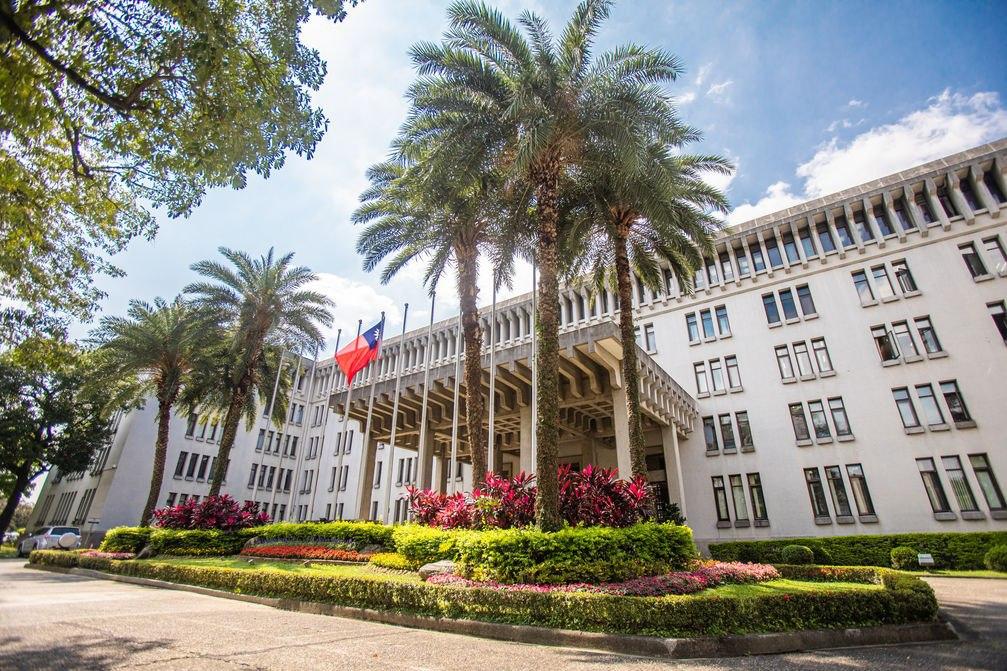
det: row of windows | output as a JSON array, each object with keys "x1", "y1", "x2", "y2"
[
  {"x1": 917, "y1": 454, "x2": 1005, "y2": 518},
  {"x1": 686, "y1": 305, "x2": 731, "y2": 343},
  {"x1": 165, "y1": 492, "x2": 203, "y2": 507},
  {"x1": 702, "y1": 412, "x2": 753, "y2": 454},
  {"x1": 329, "y1": 465, "x2": 350, "y2": 492},
  {"x1": 789, "y1": 397, "x2": 853, "y2": 444},
  {"x1": 775, "y1": 338, "x2": 833, "y2": 381},
  {"x1": 693, "y1": 356, "x2": 742, "y2": 396},
  {"x1": 242, "y1": 499, "x2": 289, "y2": 522},
  {"x1": 247, "y1": 464, "x2": 294, "y2": 493},
  {"x1": 959, "y1": 235, "x2": 1007, "y2": 280},
  {"x1": 805, "y1": 465, "x2": 875, "y2": 522},
  {"x1": 185, "y1": 413, "x2": 221, "y2": 443},
  {"x1": 256, "y1": 429, "x2": 300, "y2": 457},
  {"x1": 712, "y1": 473, "x2": 768, "y2": 527},
  {"x1": 763, "y1": 284, "x2": 817, "y2": 326},
  {"x1": 173, "y1": 451, "x2": 220, "y2": 482},
  {"x1": 892, "y1": 380, "x2": 974, "y2": 431},
  {"x1": 851, "y1": 259, "x2": 919, "y2": 305},
  {"x1": 872, "y1": 316, "x2": 943, "y2": 364}
]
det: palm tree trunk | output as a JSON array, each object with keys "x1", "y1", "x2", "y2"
[
  {"x1": 0, "y1": 462, "x2": 31, "y2": 534},
  {"x1": 532, "y1": 156, "x2": 562, "y2": 531},
  {"x1": 209, "y1": 384, "x2": 248, "y2": 496},
  {"x1": 140, "y1": 391, "x2": 175, "y2": 525},
  {"x1": 457, "y1": 247, "x2": 486, "y2": 486},
  {"x1": 612, "y1": 225, "x2": 648, "y2": 478}
]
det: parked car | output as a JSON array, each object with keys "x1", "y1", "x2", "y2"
[{"x1": 17, "y1": 527, "x2": 81, "y2": 557}]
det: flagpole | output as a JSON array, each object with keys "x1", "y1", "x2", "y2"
[
  {"x1": 307, "y1": 329, "x2": 340, "y2": 520},
  {"x1": 487, "y1": 280, "x2": 497, "y2": 475},
  {"x1": 531, "y1": 260, "x2": 538, "y2": 468},
  {"x1": 382, "y1": 304, "x2": 410, "y2": 523},
  {"x1": 287, "y1": 343, "x2": 320, "y2": 519},
  {"x1": 250, "y1": 348, "x2": 287, "y2": 505},
  {"x1": 331, "y1": 319, "x2": 362, "y2": 519},
  {"x1": 416, "y1": 293, "x2": 436, "y2": 489},
  {"x1": 356, "y1": 310, "x2": 382, "y2": 519},
  {"x1": 268, "y1": 352, "x2": 303, "y2": 515},
  {"x1": 448, "y1": 311, "x2": 462, "y2": 494}
]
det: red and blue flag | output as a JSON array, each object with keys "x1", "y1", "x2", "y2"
[{"x1": 335, "y1": 318, "x2": 384, "y2": 384}]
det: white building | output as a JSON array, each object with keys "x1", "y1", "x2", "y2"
[{"x1": 28, "y1": 140, "x2": 1007, "y2": 549}]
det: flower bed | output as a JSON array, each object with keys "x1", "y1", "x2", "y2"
[
  {"x1": 240, "y1": 544, "x2": 374, "y2": 562},
  {"x1": 79, "y1": 550, "x2": 136, "y2": 560}
]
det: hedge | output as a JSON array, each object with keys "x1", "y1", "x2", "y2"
[
  {"x1": 251, "y1": 521, "x2": 393, "y2": 549},
  {"x1": 455, "y1": 523, "x2": 697, "y2": 584},
  {"x1": 28, "y1": 551, "x2": 938, "y2": 638},
  {"x1": 100, "y1": 527, "x2": 154, "y2": 553},
  {"x1": 391, "y1": 525, "x2": 464, "y2": 565},
  {"x1": 709, "y1": 531, "x2": 1007, "y2": 570}
]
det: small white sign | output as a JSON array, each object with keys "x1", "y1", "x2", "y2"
[{"x1": 917, "y1": 553, "x2": 935, "y2": 567}]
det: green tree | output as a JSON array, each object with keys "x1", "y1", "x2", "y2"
[
  {"x1": 0, "y1": 0, "x2": 360, "y2": 320},
  {"x1": 402, "y1": 0, "x2": 685, "y2": 529},
  {"x1": 185, "y1": 248, "x2": 333, "y2": 495},
  {"x1": 90, "y1": 297, "x2": 219, "y2": 525},
  {"x1": 0, "y1": 339, "x2": 112, "y2": 534}
]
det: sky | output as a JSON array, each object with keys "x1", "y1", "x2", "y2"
[{"x1": 76, "y1": 0, "x2": 1007, "y2": 353}]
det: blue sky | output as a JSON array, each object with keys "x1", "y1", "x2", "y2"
[{"x1": 79, "y1": 0, "x2": 1007, "y2": 351}]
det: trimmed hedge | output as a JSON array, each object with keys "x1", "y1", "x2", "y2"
[
  {"x1": 369, "y1": 552, "x2": 418, "y2": 571},
  {"x1": 251, "y1": 521, "x2": 393, "y2": 549},
  {"x1": 985, "y1": 545, "x2": 1007, "y2": 572},
  {"x1": 392, "y1": 525, "x2": 464, "y2": 565},
  {"x1": 455, "y1": 523, "x2": 697, "y2": 584},
  {"x1": 781, "y1": 545, "x2": 814, "y2": 565},
  {"x1": 28, "y1": 551, "x2": 938, "y2": 638},
  {"x1": 100, "y1": 527, "x2": 154, "y2": 553},
  {"x1": 710, "y1": 531, "x2": 1007, "y2": 570}
]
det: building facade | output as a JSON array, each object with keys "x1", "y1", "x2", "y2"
[{"x1": 28, "y1": 140, "x2": 1007, "y2": 549}]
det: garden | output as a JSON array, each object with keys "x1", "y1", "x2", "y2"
[{"x1": 26, "y1": 468, "x2": 972, "y2": 643}]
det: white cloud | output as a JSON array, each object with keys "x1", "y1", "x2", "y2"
[
  {"x1": 706, "y1": 80, "x2": 733, "y2": 101},
  {"x1": 694, "y1": 63, "x2": 713, "y2": 87},
  {"x1": 847, "y1": 99, "x2": 866, "y2": 108},
  {"x1": 309, "y1": 273, "x2": 400, "y2": 352},
  {"x1": 677, "y1": 91, "x2": 697, "y2": 105},
  {"x1": 729, "y1": 89, "x2": 1007, "y2": 224}
]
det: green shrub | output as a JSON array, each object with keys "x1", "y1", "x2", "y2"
[
  {"x1": 710, "y1": 531, "x2": 1007, "y2": 569},
  {"x1": 99, "y1": 527, "x2": 153, "y2": 553},
  {"x1": 392, "y1": 525, "x2": 464, "y2": 565},
  {"x1": 984, "y1": 544, "x2": 1007, "y2": 572},
  {"x1": 455, "y1": 522, "x2": 696, "y2": 584},
  {"x1": 890, "y1": 546, "x2": 919, "y2": 570},
  {"x1": 148, "y1": 529, "x2": 254, "y2": 556},
  {"x1": 27, "y1": 551, "x2": 938, "y2": 637},
  {"x1": 252, "y1": 521, "x2": 393, "y2": 549},
  {"x1": 369, "y1": 552, "x2": 418, "y2": 571},
  {"x1": 781, "y1": 545, "x2": 814, "y2": 565}
]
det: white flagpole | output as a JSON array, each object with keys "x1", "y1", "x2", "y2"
[
  {"x1": 307, "y1": 330, "x2": 340, "y2": 520},
  {"x1": 250, "y1": 348, "x2": 287, "y2": 505},
  {"x1": 358, "y1": 313, "x2": 385, "y2": 520},
  {"x1": 416, "y1": 293, "x2": 436, "y2": 489},
  {"x1": 487, "y1": 280, "x2": 497, "y2": 475},
  {"x1": 268, "y1": 353, "x2": 303, "y2": 515},
  {"x1": 332, "y1": 319, "x2": 362, "y2": 519},
  {"x1": 382, "y1": 304, "x2": 410, "y2": 523},
  {"x1": 287, "y1": 343, "x2": 320, "y2": 519},
  {"x1": 448, "y1": 312, "x2": 462, "y2": 494},
  {"x1": 531, "y1": 261, "x2": 538, "y2": 467}
]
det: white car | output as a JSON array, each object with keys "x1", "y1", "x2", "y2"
[{"x1": 17, "y1": 526, "x2": 81, "y2": 557}]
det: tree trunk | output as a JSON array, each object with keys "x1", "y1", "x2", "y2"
[
  {"x1": 0, "y1": 462, "x2": 31, "y2": 534},
  {"x1": 612, "y1": 225, "x2": 648, "y2": 479},
  {"x1": 140, "y1": 388, "x2": 176, "y2": 525},
  {"x1": 209, "y1": 384, "x2": 249, "y2": 496},
  {"x1": 532, "y1": 156, "x2": 562, "y2": 531},
  {"x1": 457, "y1": 247, "x2": 486, "y2": 486}
]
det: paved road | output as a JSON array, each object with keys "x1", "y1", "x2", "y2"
[{"x1": 0, "y1": 560, "x2": 1004, "y2": 670}]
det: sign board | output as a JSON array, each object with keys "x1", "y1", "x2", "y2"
[{"x1": 917, "y1": 553, "x2": 935, "y2": 567}]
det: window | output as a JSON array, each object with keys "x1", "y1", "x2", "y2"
[
  {"x1": 960, "y1": 242, "x2": 988, "y2": 278},
  {"x1": 196, "y1": 455, "x2": 210, "y2": 480},
  {"x1": 373, "y1": 461, "x2": 383, "y2": 488},
  {"x1": 984, "y1": 169, "x2": 1006, "y2": 203},
  {"x1": 961, "y1": 180, "x2": 982, "y2": 210},
  {"x1": 942, "y1": 456, "x2": 979, "y2": 512},
  {"x1": 846, "y1": 464, "x2": 876, "y2": 516},
  {"x1": 174, "y1": 452, "x2": 188, "y2": 478},
  {"x1": 892, "y1": 321, "x2": 918, "y2": 358},
  {"x1": 715, "y1": 305, "x2": 731, "y2": 336},
  {"x1": 747, "y1": 473, "x2": 768, "y2": 521},
  {"x1": 917, "y1": 458, "x2": 951, "y2": 513},
  {"x1": 983, "y1": 236, "x2": 1007, "y2": 274},
  {"x1": 825, "y1": 466, "x2": 853, "y2": 517},
  {"x1": 712, "y1": 476, "x2": 730, "y2": 522},
  {"x1": 892, "y1": 260, "x2": 917, "y2": 293},
  {"x1": 643, "y1": 323, "x2": 656, "y2": 352},
  {"x1": 782, "y1": 234, "x2": 801, "y2": 264},
  {"x1": 185, "y1": 413, "x2": 197, "y2": 437},
  {"x1": 166, "y1": 492, "x2": 177, "y2": 507},
  {"x1": 736, "y1": 411, "x2": 753, "y2": 449},
  {"x1": 730, "y1": 474, "x2": 749, "y2": 522},
  {"x1": 805, "y1": 468, "x2": 831, "y2": 518},
  {"x1": 700, "y1": 309, "x2": 715, "y2": 338},
  {"x1": 940, "y1": 381, "x2": 972, "y2": 424},
  {"x1": 828, "y1": 398, "x2": 852, "y2": 437},
  {"x1": 871, "y1": 265, "x2": 895, "y2": 299},
  {"x1": 808, "y1": 400, "x2": 831, "y2": 439},
  {"x1": 969, "y1": 454, "x2": 1006, "y2": 511},
  {"x1": 720, "y1": 252, "x2": 735, "y2": 281},
  {"x1": 789, "y1": 403, "x2": 810, "y2": 441},
  {"x1": 914, "y1": 192, "x2": 936, "y2": 225},
  {"x1": 725, "y1": 356, "x2": 742, "y2": 389},
  {"x1": 893, "y1": 198, "x2": 913, "y2": 230},
  {"x1": 852, "y1": 270, "x2": 874, "y2": 303},
  {"x1": 937, "y1": 185, "x2": 958, "y2": 218},
  {"x1": 196, "y1": 418, "x2": 207, "y2": 439},
  {"x1": 775, "y1": 346, "x2": 795, "y2": 380},
  {"x1": 854, "y1": 211, "x2": 874, "y2": 243},
  {"x1": 763, "y1": 293, "x2": 781, "y2": 325},
  {"x1": 811, "y1": 338, "x2": 833, "y2": 373},
  {"x1": 694, "y1": 362, "x2": 709, "y2": 395},
  {"x1": 765, "y1": 236, "x2": 783, "y2": 268},
  {"x1": 990, "y1": 301, "x2": 1007, "y2": 342},
  {"x1": 834, "y1": 216, "x2": 854, "y2": 248},
  {"x1": 779, "y1": 288, "x2": 798, "y2": 320},
  {"x1": 799, "y1": 228, "x2": 816, "y2": 258},
  {"x1": 893, "y1": 388, "x2": 920, "y2": 429},
  {"x1": 915, "y1": 317, "x2": 942, "y2": 354},
  {"x1": 256, "y1": 429, "x2": 265, "y2": 451},
  {"x1": 816, "y1": 222, "x2": 836, "y2": 253},
  {"x1": 247, "y1": 464, "x2": 258, "y2": 487},
  {"x1": 686, "y1": 313, "x2": 699, "y2": 343},
  {"x1": 719, "y1": 414, "x2": 736, "y2": 451},
  {"x1": 793, "y1": 342, "x2": 813, "y2": 376},
  {"x1": 873, "y1": 206, "x2": 894, "y2": 237},
  {"x1": 703, "y1": 417, "x2": 719, "y2": 452},
  {"x1": 709, "y1": 359, "x2": 725, "y2": 391},
  {"x1": 916, "y1": 384, "x2": 945, "y2": 426},
  {"x1": 796, "y1": 284, "x2": 816, "y2": 316},
  {"x1": 706, "y1": 259, "x2": 719, "y2": 286},
  {"x1": 736, "y1": 249, "x2": 750, "y2": 276}
]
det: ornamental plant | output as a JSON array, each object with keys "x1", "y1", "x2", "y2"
[
  {"x1": 152, "y1": 494, "x2": 269, "y2": 531},
  {"x1": 891, "y1": 546, "x2": 919, "y2": 570},
  {"x1": 240, "y1": 545, "x2": 374, "y2": 562}
]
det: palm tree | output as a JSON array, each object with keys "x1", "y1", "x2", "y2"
[
  {"x1": 566, "y1": 137, "x2": 731, "y2": 478},
  {"x1": 185, "y1": 248, "x2": 333, "y2": 495},
  {"x1": 401, "y1": 0, "x2": 684, "y2": 529},
  {"x1": 91, "y1": 297, "x2": 217, "y2": 525}
]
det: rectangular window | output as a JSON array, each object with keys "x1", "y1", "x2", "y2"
[
  {"x1": 816, "y1": 222, "x2": 836, "y2": 253},
  {"x1": 834, "y1": 216, "x2": 855, "y2": 248},
  {"x1": 917, "y1": 458, "x2": 951, "y2": 513},
  {"x1": 703, "y1": 417, "x2": 719, "y2": 453},
  {"x1": 709, "y1": 359, "x2": 725, "y2": 391},
  {"x1": 747, "y1": 473, "x2": 768, "y2": 521},
  {"x1": 185, "y1": 453, "x2": 199, "y2": 478},
  {"x1": 762, "y1": 293, "x2": 781, "y2": 325},
  {"x1": 712, "y1": 476, "x2": 730, "y2": 522},
  {"x1": 892, "y1": 321, "x2": 919, "y2": 358},
  {"x1": 961, "y1": 179, "x2": 982, "y2": 210},
  {"x1": 196, "y1": 418, "x2": 207, "y2": 439},
  {"x1": 846, "y1": 464, "x2": 876, "y2": 516},
  {"x1": 752, "y1": 243, "x2": 766, "y2": 272},
  {"x1": 736, "y1": 248, "x2": 750, "y2": 276},
  {"x1": 248, "y1": 464, "x2": 258, "y2": 487},
  {"x1": 776, "y1": 346, "x2": 795, "y2": 380},
  {"x1": 915, "y1": 192, "x2": 936, "y2": 224},
  {"x1": 779, "y1": 288, "x2": 798, "y2": 320},
  {"x1": 828, "y1": 397, "x2": 852, "y2": 437},
  {"x1": 990, "y1": 301, "x2": 1007, "y2": 342},
  {"x1": 782, "y1": 233, "x2": 800, "y2": 264},
  {"x1": 916, "y1": 384, "x2": 945, "y2": 426},
  {"x1": 825, "y1": 466, "x2": 853, "y2": 517},
  {"x1": 256, "y1": 429, "x2": 265, "y2": 451},
  {"x1": 185, "y1": 413, "x2": 197, "y2": 437},
  {"x1": 686, "y1": 313, "x2": 699, "y2": 343},
  {"x1": 937, "y1": 185, "x2": 958, "y2": 218},
  {"x1": 730, "y1": 474, "x2": 749, "y2": 521},
  {"x1": 811, "y1": 338, "x2": 833, "y2": 373},
  {"x1": 969, "y1": 454, "x2": 1006, "y2": 511},
  {"x1": 793, "y1": 341, "x2": 813, "y2": 376},
  {"x1": 166, "y1": 492, "x2": 177, "y2": 507},
  {"x1": 719, "y1": 414, "x2": 737, "y2": 451},
  {"x1": 706, "y1": 259, "x2": 720, "y2": 286},
  {"x1": 852, "y1": 270, "x2": 874, "y2": 303},
  {"x1": 893, "y1": 388, "x2": 920, "y2": 428},
  {"x1": 790, "y1": 403, "x2": 810, "y2": 441},
  {"x1": 694, "y1": 362, "x2": 709, "y2": 395},
  {"x1": 257, "y1": 465, "x2": 267, "y2": 488},
  {"x1": 700, "y1": 309, "x2": 715, "y2": 338},
  {"x1": 873, "y1": 325, "x2": 898, "y2": 361},
  {"x1": 914, "y1": 317, "x2": 942, "y2": 354},
  {"x1": 984, "y1": 169, "x2": 1007, "y2": 203},
  {"x1": 960, "y1": 242, "x2": 988, "y2": 278},
  {"x1": 940, "y1": 380, "x2": 972, "y2": 423},
  {"x1": 871, "y1": 265, "x2": 895, "y2": 299},
  {"x1": 808, "y1": 400, "x2": 831, "y2": 439},
  {"x1": 800, "y1": 228, "x2": 816, "y2": 258},
  {"x1": 805, "y1": 468, "x2": 831, "y2": 518},
  {"x1": 725, "y1": 356, "x2": 742, "y2": 389},
  {"x1": 853, "y1": 211, "x2": 874, "y2": 243},
  {"x1": 643, "y1": 323, "x2": 656, "y2": 352},
  {"x1": 174, "y1": 452, "x2": 188, "y2": 478},
  {"x1": 765, "y1": 237, "x2": 784, "y2": 268},
  {"x1": 893, "y1": 198, "x2": 913, "y2": 230},
  {"x1": 736, "y1": 411, "x2": 753, "y2": 449},
  {"x1": 892, "y1": 259, "x2": 917, "y2": 293},
  {"x1": 196, "y1": 455, "x2": 210, "y2": 480},
  {"x1": 873, "y1": 206, "x2": 894, "y2": 237},
  {"x1": 942, "y1": 456, "x2": 979, "y2": 512},
  {"x1": 715, "y1": 305, "x2": 731, "y2": 336},
  {"x1": 720, "y1": 252, "x2": 735, "y2": 282},
  {"x1": 983, "y1": 236, "x2": 1007, "y2": 273},
  {"x1": 796, "y1": 284, "x2": 816, "y2": 316}
]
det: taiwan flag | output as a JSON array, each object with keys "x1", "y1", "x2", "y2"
[{"x1": 336, "y1": 318, "x2": 384, "y2": 384}]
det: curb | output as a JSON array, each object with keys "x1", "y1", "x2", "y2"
[{"x1": 27, "y1": 564, "x2": 958, "y2": 659}]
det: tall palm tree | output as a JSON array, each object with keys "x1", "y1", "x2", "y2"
[
  {"x1": 401, "y1": 0, "x2": 683, "y2": 529},
  {"x1": 354, "y1": 159, "x2": 517, "y2": 482},
  {"x1": 185, "y1": 247, "x2": 333, "y2": 495},
  {"x1": 567, "y1": 137, "x2": 731, "y2": 478},
  {"x1": 90, "y1": 297, "x2": 217, "y2": 525}
]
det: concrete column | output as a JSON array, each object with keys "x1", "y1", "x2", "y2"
[
  {"x1": 661, "y1": 425, "x2": 687, "y2": 519},
  {"x1": 417, "y1": 426, "x2": 435, "y2": 490},
  {"x1": 356, "y1": 436, "x2": 378, "y2": 521},
  {"x1": 612, "y1": 385, "x2": 632, "y2": 479},
  {"x1": 519, "y1": 405, "x2": 534, "y2": 475}
]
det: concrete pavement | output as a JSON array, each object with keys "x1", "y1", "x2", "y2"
[{"x1": 0, "y1": 560, "x2": 1004, "y2": 670}]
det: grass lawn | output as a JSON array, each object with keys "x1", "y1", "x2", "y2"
[
  {"x1": 156, "y1": 556, "x2": 424, "y2": 584},
  {"x1": 917, "y1": 569, "x2": 1007, "y2": 579},
  {"x1": 700, "y1": 579, "x2": 880, "y2": 598}
]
